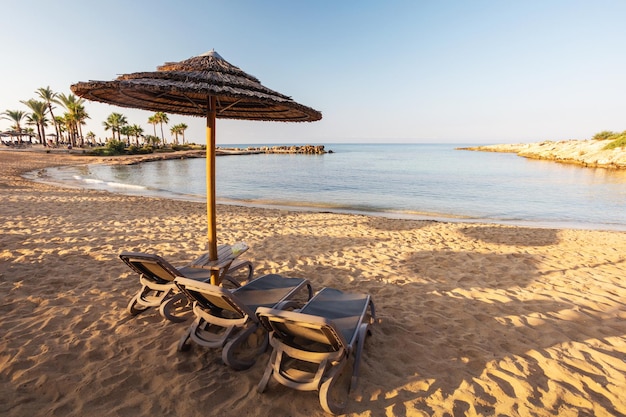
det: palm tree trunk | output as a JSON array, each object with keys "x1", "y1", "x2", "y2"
[
  {"x1": 48, "y1": 104, "x2": 59, "y2": 146},
  {"x1": 78, "y1": 124, "x2": 84, "y2": 147},
  {"x1": 160, "y1": 123, "x2": 166, "y2": 145},
  {"x1": 40, "y1": 122, "x2": 46, "y2": 146}
]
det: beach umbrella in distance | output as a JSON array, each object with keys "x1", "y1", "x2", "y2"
[{"x1": 71, "y1": 50, "x2": 322, "y2": 284}]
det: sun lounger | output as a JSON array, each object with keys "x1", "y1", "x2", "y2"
[
  {"x1": 256, "y1": 288, "x2": 376, "y2": 415},
  {"x1": 120, "y1": 246, "x2": 253, "y2": 322},
  {"x1": 174, "y1": 274, "x2": 312, "y2": 370}
]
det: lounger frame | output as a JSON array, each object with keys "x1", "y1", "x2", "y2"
[
  {"x1": 120, "y1": 249, "x2": 253, "y2": 322},
  {"x1": 256, "y1": 288, "x2": 376, "y2": 414},
  {"x1": 175, "y1": 274, "x2": 312, "y2": 370}
]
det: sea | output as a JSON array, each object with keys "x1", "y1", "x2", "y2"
[{"x1": 31, "y1": 143, "x2": 626, "y2": 231}]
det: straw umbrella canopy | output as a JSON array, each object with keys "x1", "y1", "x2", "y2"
[{"x1": 71, "y1": 50, "x2": 321, "y2": 284}]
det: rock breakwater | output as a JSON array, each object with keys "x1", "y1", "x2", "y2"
[{"x1": 217, "y1": 144, "x2": 329, "y2": 155}]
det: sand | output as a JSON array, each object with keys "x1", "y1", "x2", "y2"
[{"x1": 1, "y1": 149, "x2": 625, "y2": 417}]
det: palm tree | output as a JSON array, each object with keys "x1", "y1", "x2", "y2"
[
  {"x1": 60, "y1": 114, "x2": 73, "y2": 146},
  {"x1": 57, "y1": 93, "x2": 88, "y2": 147},
  {"x1": 178, "y1": 122, "x2": 188, "y2": 144},
  {"x1": 120, "y1": 125, "x2": 134, "y2": 145},
  {"x1": 128, "y1": 124, "x2": 144, "y2": 146},
  {"x1": 103, "y1": 112, "x2": 127, "y2": 141},
  {"x1": 120, "y1": 125, "x2": 130, "y2": 144},
  {"x1": 147, "y1": 115, "x2": 158, "y2": 143},
  {"x1": 21, "y1": 99, "x2": 49, "y2": 145},
  {"x1": 1, "y1": 109, "x2": 27, "y2": 144},
  {"x1": 153, "y1": 112, "x2": 169, "y2": 145},
  {"x1": 36, "y1": 86, "x2": 60, "y2": 143},
  {"x1": 170, "y1": 123, "x2": 189, "y2": 145},
  {"x1": 74, "y1": 104, "x2": 90, "y2": 147},
  {"x1": 85, "y1": 131, "x2": 96, "y2": 146},
  {"x1": 145, "y1": 135, "x2": 160, "y2": 147},
  {"x1": 170, "y1": 124, "x2": 180, "y2": 144},
  {"x1": 54, "y1": 115, "x2": 66, "y2": 145}
]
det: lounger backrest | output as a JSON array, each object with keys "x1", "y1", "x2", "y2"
[
  {"x1": 120, "y1": 252, "x2": 180, "y2": 284},
  {"x1": 175, "y1": 277, "x2": 253, "y2": 318},
  {"x1": 257, "y1": 307, "x2": 348, "y2": 351},
  {"x1": 257, "y1": 288, "x2": 371, "y2": 351}
]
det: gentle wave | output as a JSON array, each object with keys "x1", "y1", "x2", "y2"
[{"x1": 78, "y1": 176, "x2": 148, "y2": 190}]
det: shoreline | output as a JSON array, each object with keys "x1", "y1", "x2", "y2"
[
  {"x1": 30, "y1": 167, "x2": 626, "y2": 232},
  {"x1": 1, "y1": 150, "x2": 626, "y2": 416},
  {"x1": 459, "y1": 139, "x2": 626, "y2": 169},
  {"x1": 23, "y1": 147, "x2": 626, "y2": 232}
]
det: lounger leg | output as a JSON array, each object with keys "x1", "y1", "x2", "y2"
[
  {"x1": 128, "y1": 284, "x2": 175, "y2": 317},
  {"x1": 319, "y1": 360, "x2": 350, "y2": 415},
  {"x1": 244, "y1": 263, "x2": 253, "y2": 280},
  {"x1": 350, "y1": 323, "x2": 370, "y2": 391},
  {"x1": 257, "y1": 348, "x2": 278, "y2": 393},
  {"x1": 222, "y1": 324, "x2": 269, "y2": 370},
  {"x1": 127, "y1": 292, "x2": 150, "y2": 316},
  {"x1": 177, "y1": 321, "x2": 195, "y2": 352},
  {"x1": 159, "y1": 293, "x2": 190, "y2": 323}
]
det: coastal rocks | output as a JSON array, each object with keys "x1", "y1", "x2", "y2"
[
  {"x1": 109, "y1": 145, "x2": 331, "y2": 165},
  {"x1": 459, "y1": 140, "x2": 626, "y2": 169},
  {"x1": 264, "y1": 144, "x2": 329, "y2": 154},
  {"x1": 217, "y1": 145, "x2": 330, "y2": 155}
]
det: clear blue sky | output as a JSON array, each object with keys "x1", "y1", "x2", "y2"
[{"x1": 1, "y1": 0, "x2": 625, "y2": 145}]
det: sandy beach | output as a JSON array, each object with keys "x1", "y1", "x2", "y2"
[{"x1": 1, "y1": 149, "x2": 625, "y2": 416}]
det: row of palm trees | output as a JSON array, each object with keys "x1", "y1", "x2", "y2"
[
  {"x1": 1, "y1": 87, "x2": 88, "y2": 147},
  {"x1": 105, "y1": 111, "x2": 188, "y2": 147},
  {"x1": 1, "y1": 86, "x2": 188, "y2": 148}
]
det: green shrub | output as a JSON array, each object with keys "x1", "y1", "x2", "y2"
[
  {"x1": 592, "y1": 130, "x2": 617, "y2": 141},
  {"x1": 86, "y1": 147, "x2": 111, "y2": 156},
  {"x1": 603, "y1": 132, "x2": 626, "y2": 150},
  {"x1": 105, "y1": 139, "x2": 127, "y2": 155},
  {"x1": 125, "y1": 145, "x2": 154, "y2": 155},
  {"x1": 154, "y1": 148, "x2": 175, "y2": 153}
]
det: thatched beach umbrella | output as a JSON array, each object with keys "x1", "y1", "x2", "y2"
[{"x1": 71, "y1": 50, "x2": 321, "y2": 284}]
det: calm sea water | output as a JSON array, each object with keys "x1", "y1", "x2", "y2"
[{"x1": 35, "y1": 144, "x2": 626, "y2": 230}]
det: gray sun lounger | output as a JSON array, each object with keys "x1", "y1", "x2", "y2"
[
  {"x1": 256, "y1": 287, "x2": 376, "y2": 415},
  {"x1": 175, "y1": 274, "x2": 312, "y2": 370},
  {"x1": 120, "y1": 248, "x2": 253, "y2": 322}
]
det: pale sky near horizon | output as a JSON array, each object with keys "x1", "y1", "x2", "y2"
[{"x1": 1, "y1": 0, "x2": 625, "y2": 145}]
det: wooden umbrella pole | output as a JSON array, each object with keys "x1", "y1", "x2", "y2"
[{"x1": 206, "y1": 95, "x2": 219, "y2": 285}]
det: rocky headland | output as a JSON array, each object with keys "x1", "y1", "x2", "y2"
[{"x1": 459, "y1": 139, "x2": 626, "y2": 169}]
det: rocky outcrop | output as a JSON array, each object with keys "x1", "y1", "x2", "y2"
[
  {"x1": 217, "y1": 145, "x2": 329, "y2": 155},
  {"x1": 459, "y1": 140, "x2": 626, "y2": 169},
  {"x1": 108, "y1": 145, "x2": 331, "y2": 165}
]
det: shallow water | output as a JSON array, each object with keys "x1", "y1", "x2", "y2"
[{"x1": 33, "y1": 143, "x2": 626, "y2": 230}]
